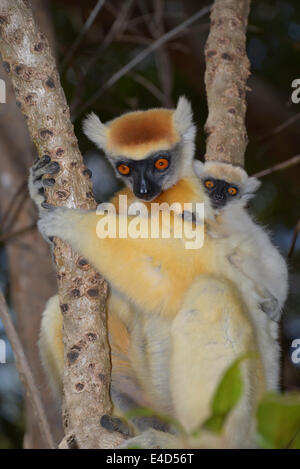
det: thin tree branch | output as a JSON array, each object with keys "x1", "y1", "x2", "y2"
[
  {"x1": 253, "y1": 154, "x2": 300, "y2": 178},
  {"x1": 0, "y1": 178, "x2": 27, "y2": 232},
  {"x1": 0, "y1": 0, "x2": 123, "y2": 449},
  {"x1": 79, "y1": 0, "x2": 135, "y2": 80},
  {"x1": 0, "y1": 223, "x2": 36, "y2": 244},
  {"x1": 256, "y1": 112, "x2": 300, "y2": 144},
  {"x1": 204, "y1": 0, "x2": 251, "y2": 166},
  {"x1": 288, "y1": 218, "x2": 300, "y2": 259},
  {"x1": 152, "y1": 0, "x2": 173, "y2": 107},
  {"x1": 0, "y1": 292, "x2": 55, "y2": 449},
  {"x1": 70, "y1": 0, "x2": 135, "y2": 114},
  {"x1": 1, "y1": 188, "x2": 29, "y2": 235},
  {"x1": 129, "y1": 71, "x2": 166, "y2": 103},
  {"x1": 73, "y1": 4, "x2": 211, "y2": 119},
  {"x1": 60, "y1": 0, "x2": 106, "y2": 73}
]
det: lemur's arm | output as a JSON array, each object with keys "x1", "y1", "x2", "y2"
[
  {"x1": 29, "y1": 156, "x2": 208, "y2": 318},
  {"x1": 227, "y1": 252, "x2": 281, "y2": 321}
]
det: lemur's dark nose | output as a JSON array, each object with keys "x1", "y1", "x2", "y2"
[{"x1": 139, "y1": 182, "x2": 148, "y2": 194}]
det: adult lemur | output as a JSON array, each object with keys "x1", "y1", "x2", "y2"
[{"x1": 29, "y1": 97, "x2": 280, "y2": 448}]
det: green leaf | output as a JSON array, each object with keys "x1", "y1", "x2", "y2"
[
  {"x1": 256, "y1": 392, "x2": 300, "y2": 449},
  {"x1": 200, "y1": 354, "x2": 253, "y2": 435}
]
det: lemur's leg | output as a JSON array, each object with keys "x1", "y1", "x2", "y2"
[
  {"x1": 101, "y1": 387, "x2": 172, "y2": 440},
  {"x1": 39, "y1": 293, "x2": 171, "y2": 440},
  {"x1": 119, "y1": 276, "x2": 265, "y2": 449},
  {"x1": 39, "y1": 295, "x2": 64, "y2": 398},
  {"x1": 227, "y1": 252, "x2": 280, "y2": 321},
  {"x1": 169, "y1": 275, "x2": 265, "y2": 448}
]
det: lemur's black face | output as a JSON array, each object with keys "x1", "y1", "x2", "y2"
[
  {"x1": 202, "y1": 178, "x2": 239, "y2": 209},
  {"x1": 115, "y1": 152, "x2": 173, "y2": 201}
]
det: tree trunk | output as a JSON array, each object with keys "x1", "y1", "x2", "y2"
[
  {"x1": 0, "y1": 0, "x2": 62, "y2": 448},
  {"x1": 0, "y1": 0, "x2": 122, "y2": 449},
  {"x1": 204, "y1": 0, "x2": 251, "y2": 167}
]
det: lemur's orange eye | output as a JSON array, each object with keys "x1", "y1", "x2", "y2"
[
  {"x1": 118, "y1": 164, "x2": 130, "y2": 175},
  {"x1": 228, "y1": 186, "x2": 238, "y2": 196},
  {"x1": 204, "y1": 180, "x2": 214, "y2": 189},
  {"x1": 155, "y1": 158, "x2": 169, "y2": 170}
]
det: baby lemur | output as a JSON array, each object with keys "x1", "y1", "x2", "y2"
[{"x1": 194, "y1": 160, "x2": 288, "y2": 323}]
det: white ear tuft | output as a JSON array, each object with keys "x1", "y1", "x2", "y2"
[
  {"x1": 82, "y1": 112, "x2": 107, "y2": 150},
  {"x1": 193, "y1": 160, "x2": 204, "y2": 177},
  {"x1": 245, "y1": 176, "x2": 261, "y2": 194},
  {"x1": 173, "y1": 96, "x2": 196, "y2": 142}
]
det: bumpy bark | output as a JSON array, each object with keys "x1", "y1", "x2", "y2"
[
  {"x1": 204, "y1": 0, "x2": 251, "y2": 166},
  {"x1": 0, "y1": 0, "x2": 122, "y2": 448},
  {"x1": 0, "y1": 0, "x2": 63, "y2": 448}
]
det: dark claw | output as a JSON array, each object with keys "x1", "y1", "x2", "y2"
[
  {"x1": 45, "y1": 162, "x2": 60, "y2": 174},
  {"x1": 38, "y1": 187, "x2": 45, "y2": 195},
  {"x1": 100, "y1": 415, "x2": 131, "y2": 437},
  {"x1": 43, "y1": 178, "x2": 56, "y2": 186},
  {"x1": 35, "y1": 155, "x2": 51, "y2": 170},
  {"x1": 41, "y1": 201, "x2": 55, "y2": 210},
  {"x1": 83, "y1": 168, "x2": 92, "y2": 178}
]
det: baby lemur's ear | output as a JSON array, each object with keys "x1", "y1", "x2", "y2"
[
  {"x1": 82, "y1": 112, "x2": 108, "y2": 151},
  {"x1": 173, "y1": 96, "x2": 196, "y2": 143}
]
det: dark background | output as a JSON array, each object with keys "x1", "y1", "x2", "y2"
[{"x1": 0, "y1": 0, "x2": 299, "y2": 448}]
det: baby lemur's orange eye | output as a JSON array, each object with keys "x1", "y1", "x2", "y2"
[
  {"x1": 204, "y1": 180, "x2": 214, "y2": 189},
  {"x1": 228, "y1": 186, "x2": 238, "y2": 196},
  {"x1": 118, "y1": 164, "x2": 130, "y2": 175},
  {"x1": 155, "y1": 158, "x2": 169, "y2": 170}
]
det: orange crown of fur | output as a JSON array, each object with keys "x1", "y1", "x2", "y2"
[
  {"x1": 107, "y1": 109, "x2": 180, "y2": 159},
  {"x1": 82, "y1": 96, "x2": 195, "y2": 161}
]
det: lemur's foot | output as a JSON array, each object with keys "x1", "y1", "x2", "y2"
[
  {"x1": 28, "y1": 155, "x2": 60, "y2": 211},
  {"x1": 100, "y1": 415, "x2": 133, "y2": 438},
  {"x1": 260, "y1": 294, "x2": 281, "y2": 322}
]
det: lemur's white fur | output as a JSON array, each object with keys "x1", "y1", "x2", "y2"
[
  {"x1": 82, "y1": 112, "x2": 108, "y2": 150},
  {"x1": 194, "y1": 160, "x2": 288, "y2": 389}
]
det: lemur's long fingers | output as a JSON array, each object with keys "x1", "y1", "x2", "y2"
[
  {"x1": 41, "y1": 202, "x2": 56, "y2": 211},
  {"x1": 29, "y1": 157, "x2": 60, "y2": 213},
  {"x1": 260, "y1": 294, "x2": 280, "y2": 322},
  {"x1": 33, "y1": 154, "x2": 51, "y2": 170},
  {"x1": 33, "y1": 161, "x2": 60, "y2": 181}
]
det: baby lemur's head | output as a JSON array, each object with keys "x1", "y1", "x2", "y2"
[
  {"x1": 194, "y1": 161, "x2": 261, "y2": 210},
  {"x1": 83, "y1": 97, "x2": 196, "y2": 201}
]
